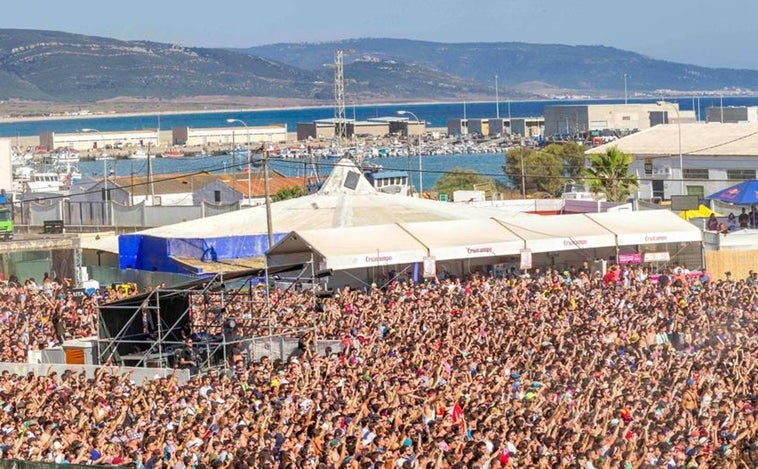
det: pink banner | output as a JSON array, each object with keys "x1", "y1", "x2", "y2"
[{"x1": 618, "y1": 253, "x2": 642, "y2": 265}]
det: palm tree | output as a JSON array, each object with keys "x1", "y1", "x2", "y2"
[{"x1": 582, "y1": 147, "x2": 638, "y2": 202}]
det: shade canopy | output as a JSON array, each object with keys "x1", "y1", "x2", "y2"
[{"x1": 706, "y1": 180, "x2": 758, "y2": 205}]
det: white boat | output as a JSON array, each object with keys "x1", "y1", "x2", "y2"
[
  {"x1": 14, "y1": 166, "x2": 34, "y2": 183},
  {"x1": 95, "y1": 153, "x2": 115, "y2": 161},
  {"x1": 24, "y1": 172, "x2": 63, "y2": 193},
  {"x1": 45, "y1": 148, "x2": 80, "y2": 164},
  {"x1": 11, "y1": 149, "x2": 33, "y2": 166},
  {"x1": 129, "y1": 148, "x2": 148, "y2": 159},
  {"x1": 230, "y1": 146, "x2": 251, "y2": 158}
]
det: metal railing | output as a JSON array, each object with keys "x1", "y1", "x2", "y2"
[{"x1": 0, "y1": 362, "x2": 190, "y2": 384}]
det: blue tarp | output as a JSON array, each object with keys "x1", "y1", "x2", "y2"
[{"x1": 119, "y1": 232, "x2": 287, "y2": 274}]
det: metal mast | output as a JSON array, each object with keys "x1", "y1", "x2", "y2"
[{"x1": 334, "y1": 50, "x2": 347, "y2": 142}]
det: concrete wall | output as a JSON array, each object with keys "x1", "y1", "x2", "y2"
[
  {"x1": 488, "y1": 118, "x2": 510, "y2": 136},
  {"x1": 544, "y1": 105, "x2": 590, "y2": 136},
  {"x1": 40, "y1": 130, "x2": 159, "y2": 151},
  {"x1": 705, "y1": 106, "x2": 758, "y2": 123},
  {"x1": 348, "y1": 122, "x2": 390, "y2": 137},
  {"x1": 173, "y1": 125, "x2": 287, "y2": 146},
  {"x1": 467, "y1": 119, "x2": 490, "y2": 136},
  {"x1": 297, "y1": 123, "x2": 336, "y2": 141},
  {"x1": 447, "y1": 119, "x2": 468, "y2": 136}
]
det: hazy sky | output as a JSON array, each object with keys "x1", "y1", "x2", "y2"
[{"x1": 4, "y1": 0, "x2": 756, "y2": 70}]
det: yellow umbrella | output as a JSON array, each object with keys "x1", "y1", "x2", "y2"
[{"x1": 678, "y1": 204, "x2": 720, "y2": 221}]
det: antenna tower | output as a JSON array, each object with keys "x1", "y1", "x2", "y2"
[{"x1": 334, "y1": 50, "x2": 347, "y2": 141}]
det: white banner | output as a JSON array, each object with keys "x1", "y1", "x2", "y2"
[
  {"x1": 422, "y1": 256, "x2": 437, "y2": 278},
  {"x1": 520, "y1": 248, "x2": 533, "y2": 270},
  {"x1": 644, "y1": 251, "x2": 671, "y2": 262}
]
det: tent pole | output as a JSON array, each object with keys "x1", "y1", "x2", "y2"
[
  {"x1": 311, "y1": 254, "x2": 318, "y2": 345},
  {"x1": 157, "y1": 288, "x2": 162, "y2": 368}
]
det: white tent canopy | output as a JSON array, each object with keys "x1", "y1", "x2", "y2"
[
  {"x1": 399, "y1": 218, "x2": 523, "y2": 261},
  {"x1": 587, "y1": 211, "x2": 702, "y2": 246},
  {"x1": 267, "y1": 210, "x2": 702, "y2": 273},
  {"x1": 268, "y1": 224, "x2": 428, "y2": 271},
  {"x1": 497, "y1": 213, "x2": 617, "y2": 253}
]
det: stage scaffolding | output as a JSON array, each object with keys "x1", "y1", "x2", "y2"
[{"x1": 97, "y1": 262, "x2": 322, "y2": 373}]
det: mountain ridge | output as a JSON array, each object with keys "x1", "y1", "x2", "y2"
[{"x1": 0, "y1": 29, "x2": 753, "y2": 115}]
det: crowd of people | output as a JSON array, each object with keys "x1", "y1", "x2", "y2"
[{"x1": 0, "y1": 264, "x2": 756, "y2": 468}]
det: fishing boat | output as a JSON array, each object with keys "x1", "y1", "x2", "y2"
[
  {"x1": 231, "y1": 146, "x2": 251, "y2": 158},
  {"x1": 129, "y1": 148, "x2": 148, "y2": 159},
  {"x1": 24, "y1": 171, "x2": 63, "y2": 193},
  {"x1": 45, "y1": 147, "x2": 80, "y2": 164},
  {"x1": 162, "y1": 149, "x2": 184, "y2": 158}
]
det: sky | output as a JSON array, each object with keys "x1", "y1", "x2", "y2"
[{"x1": 4, "y1": 0, "x2": 757, "y2": 70}]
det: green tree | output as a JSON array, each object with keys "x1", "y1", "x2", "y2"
[
  {"x1": 504, "y1": 147, "x2": 564, "y2": 196},
  {"x1": 541, "y1": 142, "x2": 588, "y2": 179},
  {"x1": 272, "y1": 185, "x2": 305, "y2": 202},
  {"x1": 582, "y1": 147, "x2": 638, "y2": 202},
  {"x1": 433, "y1": 168, "x2": 498, "y2": 195}
]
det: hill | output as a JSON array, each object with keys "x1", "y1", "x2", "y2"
[
  {"x1": 0, "y1": 30, "x2": 755, "y2": 112},
  {"x1": 244, "y1": 38, "x2": 758, "y2": 94},
  {"x1": 0, "y1": 29, "x2": 515, "y2": 107}
]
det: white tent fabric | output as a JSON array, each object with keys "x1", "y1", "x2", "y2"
[
  {"x1": 587, "y1": 211, "x2": 702, "y2": 246},
  {"x1": 496, "y1": 213, "x2": 617, "y2": 253},
  {"x1": 270, "y1": 224, "x2": 429, "y2": 271},
  {"x1": 267, "y1": 210, "x2": 703, "y2": 272},
  {"x1": 399, "y1": 218, "x2": 524, "y2": 261},
  {"x1": 134, "y1": 159, "x2": 528, "y2": 239}
]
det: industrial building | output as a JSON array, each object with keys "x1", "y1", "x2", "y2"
[
  {"x1": 488, "y1": 118, "x2": 510, "y2": 136},
  {"x1": 467, "y1": 119, "x2": 490, "y2": 136},
  {"x1": 544, "y1": 103, "x2": 696, "y2": 137},
  {"x1": 296, "y1": 122, "x2": 336, "y2": 140},
  {"x1": 586, "y1": 122, "x2": 758, "y2": 200},
  {"x1": 705, "y1": 106, "x2": 758, "y2": 123},
  {"x1": 510, "y1": 117, "x2": 544, "y2": 138},
  {"x1": 295, "y1": 118, "x2": 395, "y2": 140},
  {"x1": 40, "y1": 130, "x2": 159, "y2": 152},
  {"x1": 366, "y1": 117, "x2": 426, "y2": 136},
  {"x1": 448, "y1": 117, "x2": 542, "y2": 138},
  {"x1": 171, "y1": 124, "x2": 287, "y2": 146}
]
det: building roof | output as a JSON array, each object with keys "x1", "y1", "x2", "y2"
[
  {"x1": 106, "y1": 170, "x2": 296, "y2": 197},
  {"x1": 134, "y1": 159, "x2": 529, "y2": 239},
  {"x1": 225, "y1": 175, "x2": 305, "y2": 197},
  {"x1": 109, "y1": 173, "x2": 235, "y2": 196},
  {"x1": 586, "y1": 122, "x2": 758, "y2": 157}
]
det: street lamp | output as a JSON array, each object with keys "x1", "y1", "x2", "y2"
[
  {"x1": 656, "y1": 101, "x2": 684, "y2": 195},
  {"x1": 397, "y1": 110, "x2": 424, "y2": 194},
  {"x1": 81, "y1": 128, "x2": 110, "y2": 225},
  {"x1": 226, "y1": 119, "x2": 252, "y2": 206}
]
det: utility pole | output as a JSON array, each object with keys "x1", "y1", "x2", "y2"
[
  {"x1": 495, "y1": 75, "x2": 500, "y2": 119},
  {"x1": 520, "y1": 147, "x2": 526, "y2": 198},
  {"x1": 623, "y1": 73, "x2": 629, "y2": 104},
  {"x1": 231, "y1": 130, "x2": 235, "y2": 172},
  {"x1": 334, "y1": 50, "x2": 346, "y2": 142},
  {"x1": 148, "y1": 143, "x2": 155, "y2": 204},
  {"x1": 263, "y1": 147, "x2": 274, "y2": 248}
]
